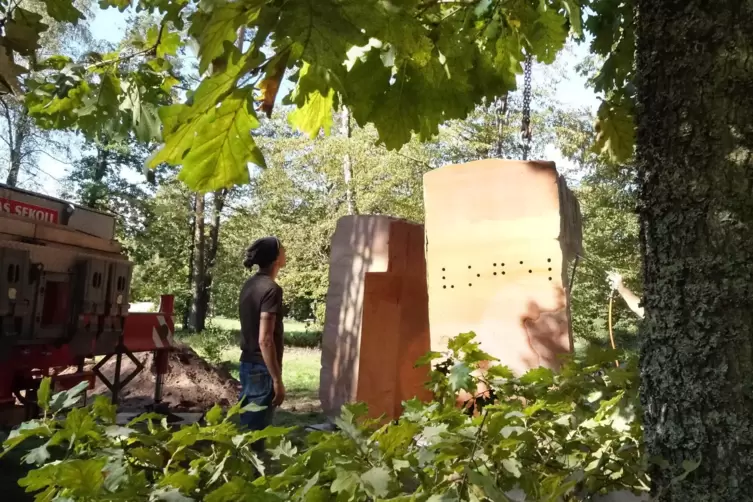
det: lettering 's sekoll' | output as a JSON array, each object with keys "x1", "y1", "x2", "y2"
[{"x1": 0, "y1": 197, "x2": 58, "y2": 223}]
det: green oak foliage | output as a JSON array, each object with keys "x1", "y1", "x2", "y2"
[
  {"x1": 4, "y1": 334, "x2": 659, "y2": 501},
  {"x1": 0, "y1": 0, "x2": 636, "y2": 192}
]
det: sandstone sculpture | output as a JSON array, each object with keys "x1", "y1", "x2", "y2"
[
  {"x1": 423, "y1": 159, "x2": 582, "y2": 374},
  {"x1": 319, "y1": 215, "x2": 432, "y2": 419}
]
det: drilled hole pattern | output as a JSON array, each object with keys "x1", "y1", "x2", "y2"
[{"x1": 439, "y1": 259, "x2": 557, "y2": 289}]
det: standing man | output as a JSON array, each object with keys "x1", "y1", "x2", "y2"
[
  {"x1": 607, "y1": 272, "x2": 644, "y2": 319},
  {"x1": 238, "y1": 236, "x2": 287, "y2": 441}
]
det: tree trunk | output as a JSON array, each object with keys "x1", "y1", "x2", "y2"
[
  {"x1": 340, "y1": 106, "x2": 356, "y2": 215},
  {"x1": 636, "y1": 0, "x2": 753, "y2": 499},
  {"x1": 186, "y1": 29, "x2": 244, "y2": 332},
  {"x1": 5, "y1": 112, "x2": 30, "y2": 187},
  {"x1": 184, "y1": 193, "x2": 197, "y2": 329},
  {"x1": 194, "y1": 190, "x2": 227, "y2": 330},
  {"x1": 82, "y1": 147, "x2": 109, "y2": 208},
  {"x1": 190, "y1": 193, "x2": 206, "y2": 332},
  {"x1": 493, "y1": 94, "x2": 507, "y2": 158}
]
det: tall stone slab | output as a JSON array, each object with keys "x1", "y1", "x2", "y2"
[
  {"x1": 319, "y1": 215, "x2": 432, "y2": 419},
  {"x1": 423, "y1": 159, "x2": 582, "y2": 374}
]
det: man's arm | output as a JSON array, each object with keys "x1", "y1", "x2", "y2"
[
  {"x1": 608, "y1": 272, "x2": 645, "y2": 319},
  {"x1": 259, "y1": 313, "x2": 282, "y2": 384},
  {"x1": 616, "y1": 284, "x2": 645, "y2": 318}
]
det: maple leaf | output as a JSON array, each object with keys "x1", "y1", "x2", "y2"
[
  {"x1": 37, "y1": 377, "x2": 51, "y2": 411},
  {"x1": 342, "y1": 48, "x2": 391, "y2": 127},
  {"x1": 360, "y1": 467, "x2": 391, "y2": 498},
  {"x1": 449, "y1": 362, "x2": 474, "y2": 391},
  {"x1": 529, "y1": 8, "x2": 569, "y2": 65},
  {"x1": 98, "y1": 0, "x2": 130, "y2": 10},
  {"x1": 160, "y1": 471, "x2": 199, "y2": 494},
  {"x1": 41, "y1": 0, "x2": 85, "y2": 23},
  {"x1": 288, "y1": 87, "x2": 334, "y2": 139},
  {"x1": 563, "y1": 0, "x2": 583, "y2": 36},
  {"x1": 5, "y1": 8, "x2": 48, "y2": 56},
  {"x1": 23, "y1": 441, "x2": 51, "y2": 465},
  {"x1": 276, "y1": 0, "x2": 368, "y2": 69},
  {"x1": 593, "y1": 98, "x2": 635, "y2": 162},
  {"x1": 370, "y1": 80, "x2": 421, "y2": 150},
  {"x1": 145, "y1": 26, "x2": 181, "y2": 59},
  {"x1": 148, "y1": 47, "x2": 253, "y2": 172},
  {"x1": 177, "y1": 88, "x2": 264, "y2": 191},
  {"x1": 287, "y1": 63, "x2": 340, "y2": 138},
  {"x1": 146, "y1": 105, "x2": 214, "y2": 169},
  {"x1": 204, "y1": 404, "x2": 224, "y2": 425},
  {"x1": 55, "y1": 458, "x2": 107, "y2": 496},
  {"x1": 192, "y1": 1, "x2": 249, "y2": 74},
  {"x1": 331, "y1": 469, "x2": 360, "y2": 494},
  {"x1": 259, "y1": 49, "x2": 290, "y2": 118}
]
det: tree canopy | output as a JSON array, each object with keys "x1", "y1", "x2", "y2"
[{"x1": 0, "y1": 0, "x2": 635, "y2": 191}]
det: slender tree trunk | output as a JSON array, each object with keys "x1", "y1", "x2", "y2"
[
  {"x1": 636, "y1": 0, "x2": 753, "y2": 499},
  {"x1": 340, "y1": 106, "x2": 356, "y2": 215},
  {"x1": 5, "y1": 112, "x2": 29, "y2": 187},
  {"x1": 195, "y1": 190, "x2": 227, "y2": 329},
  {"x1": 190, "y1": 194, "x2": 206, "y2": 332},
  {"x1": 493, "y1": 95, "x2": 507, "y2": 158},
  {"x1": 184, "y1": 193, "x2": 197, "y2": 329},
  {"x1": 82, "y1": 147, "x2": 109, "y2": 208}
]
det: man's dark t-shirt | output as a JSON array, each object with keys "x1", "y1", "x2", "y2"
[{"x1": 239, "y1": 273, "x2": 284, "y2": 367}]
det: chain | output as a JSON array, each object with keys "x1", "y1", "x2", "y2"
[{"x1": 521, "y1": 54, "x2": 533, "y2": 160}]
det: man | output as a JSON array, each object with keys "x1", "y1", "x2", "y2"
[
  {"x1": 238, "y1": 236, "x2": 287, "y2": 441},
  {"x1": 607, "y1": 272, "x2": 644, "y2": 319}
]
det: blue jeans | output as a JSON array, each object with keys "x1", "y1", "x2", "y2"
[{"x1": 238, "y1": 361, "x2": 276, "y2": 435}]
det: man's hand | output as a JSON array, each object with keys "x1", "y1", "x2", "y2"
[
  {"x1": 607, "y1": 272, "x2": 624, "y2": 290},
  {"x1": 272, "y1": 379, "x2": 286, "y2": 406}
]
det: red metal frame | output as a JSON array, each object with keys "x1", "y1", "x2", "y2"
[{"x1": 0, "y1": 294, "x2": 176, "y2": 420}]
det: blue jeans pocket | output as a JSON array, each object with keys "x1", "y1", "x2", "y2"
[{"x1": 238, "y1": 362, "x2": 275, "y2": 432}]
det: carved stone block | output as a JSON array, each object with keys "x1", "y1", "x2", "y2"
[{"x1": 423, "y1": 159, "x2": 582, "y2": 374}]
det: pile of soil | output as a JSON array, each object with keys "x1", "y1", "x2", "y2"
[{"x1": 89, "y1": 344, "x2": 241, "y2": 412}]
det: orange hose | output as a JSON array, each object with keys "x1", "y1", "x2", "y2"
[{"x1": 608, "y1": 291, "x2": 619, "y2": 367}]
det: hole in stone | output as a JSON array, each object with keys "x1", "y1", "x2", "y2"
[
  {"x1": 548, "y1": 277, "x2": 552, "y2": 281},
  {"x1": 502, "y1": 263, "x2": 505, "y2": 266},
  {"x1": 528, "y1": 270, "x2": 532, "y2": 273},
  {"x1": 502, "y1": 271, "x2": 506, "y2": 275},
  {"x1": 493, "y1": 272, "x2": 497, "y2": 276},
  {"x1": 476, "y1": 273, "x2": 480, "y2": 277},
  {"x1": 442, "y1": 276, "x2": 446, "y2": 280},
  {"x1": 468, "y1": 265, "x2": 472, "y2": 269},
  {"x1": 443, "y1": 285, "x2": 446, "y2": 289},
  {"x1": 451, "y1": 285, "x2": 455, "y2": 289},
  {"x1": 493, "y1": 263, "x2": 497, "y2": 266},
  {"x1": 519, "y1": 261, "x2": 523, "y2": 265},
  {"x1": 442, "y1": 267, "x2": 446, "y2": 271},
  {"x1": 468, "y1": 283, "x2": 472, "y2": 287},
  {"x1": 547, "y1": 258, "x2": 551, "y2": 263},
  {"x1": 548, "y1": 268, "x2": 552, "y2": 272}
]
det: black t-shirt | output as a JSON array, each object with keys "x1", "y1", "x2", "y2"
[{"x1": 238, "y1": 273, "x2": 284, "y2": 367}]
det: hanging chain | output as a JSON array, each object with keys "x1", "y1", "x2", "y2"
[{"x1": 521, "y1": 54, "x2": 533, "y2": 161}]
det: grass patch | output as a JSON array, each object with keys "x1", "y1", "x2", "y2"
[
  {"x1": 177, "y1": 317, "x2": 326, "y2": 427},
  {"x1": 197, "y1": 317, "x2": 322, "y2": 348}
]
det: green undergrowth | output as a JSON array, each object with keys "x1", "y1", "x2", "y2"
[
  {"x1": 178, "y1": 318, "x2": 322, "y2": 366},
  {"x1": 0, "y1": 332, "x2": 698, "y2": 501}
]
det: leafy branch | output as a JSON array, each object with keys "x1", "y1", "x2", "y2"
[
  {"x1": 85, "y1": 23, "x2": 166, "y2": 71},
  {"x1": 2, "y1": 332, "x2": 707, "y2": 501}
]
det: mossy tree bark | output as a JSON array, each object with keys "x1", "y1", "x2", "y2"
[{"x1": 635, "y1": 0, "x2": 753, "y2": 499}]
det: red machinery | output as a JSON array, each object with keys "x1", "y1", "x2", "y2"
[{"x1": 0, "y1": 183, "x2": 175, "y2": 424}]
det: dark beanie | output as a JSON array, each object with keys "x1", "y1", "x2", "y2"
[{"x1": 243, "y1": 236, "x2": 280, "y2": 269}]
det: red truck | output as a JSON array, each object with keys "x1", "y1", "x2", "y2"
[{"x1": 0, "y1": 183, "x2": 175, "y2": 424}]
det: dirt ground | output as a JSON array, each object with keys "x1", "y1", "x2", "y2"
[{"x1": 89, "y1": 344, "x2": 241, "y2": 412}]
